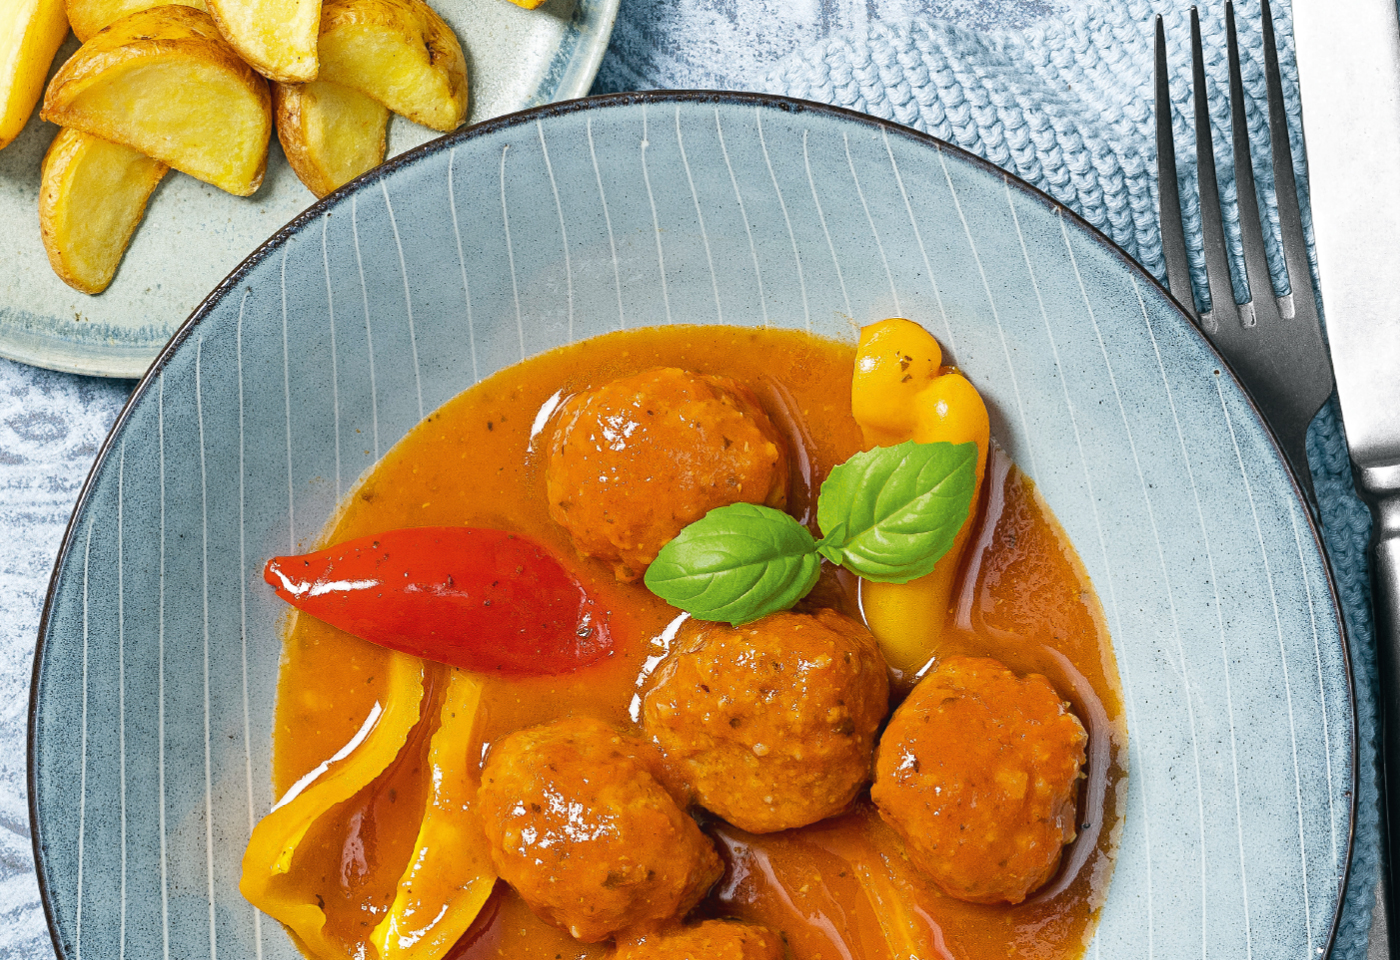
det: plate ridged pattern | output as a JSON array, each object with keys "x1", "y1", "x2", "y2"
[{"x1": 30, "y1": 94, "x2": 1352, "y2": 960}]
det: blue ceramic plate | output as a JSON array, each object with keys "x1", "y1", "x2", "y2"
[{"x1": 30, "y1": 92, "x2": 1354, "y2": 959}]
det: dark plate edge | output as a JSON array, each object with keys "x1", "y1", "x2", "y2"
[{"x1": 26, "y1": 88, "x2": 1358, "y2": 959}]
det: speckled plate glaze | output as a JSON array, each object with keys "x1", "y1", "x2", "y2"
[
  {"x1": 30, "y1": 92, "x2": 1354, "y2": 960},
  {"x1": 0, "y1": 0, "x2": 618, "y2": 379}
]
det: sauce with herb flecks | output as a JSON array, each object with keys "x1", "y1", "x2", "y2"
[{"x1": 270, "y1": 326, "x2": 1127, "y2": 960}]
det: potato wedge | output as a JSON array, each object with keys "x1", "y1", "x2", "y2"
[
  {"x1": 275, "y1": 79, "x2": 387, "y2": 197},
  {"x1": 65, "y1": 0, "x2": 207, "y2": 43},
  {"x1": 41, "y1": 5, "x2": 271, "y2": 195},
  {"x1": 40, "y1": 127, "x2": 168, "y2": 294},
  {"x1": 318, "y1": 0, "x2": 466, "y2": 132},
  {"x1": 0, "y1": 0, "x2": 70, "y2": 149},
  {"x1": 206, "y1": 0, "x2": 319, "y2": 83}
]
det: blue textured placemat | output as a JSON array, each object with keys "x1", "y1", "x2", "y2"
[
  {"x1": 0, "y1": 361, "x2": 128, "y2": 958},
  {"x1": 598, "y1": 0, "x2": 1380, "y2": 954}
]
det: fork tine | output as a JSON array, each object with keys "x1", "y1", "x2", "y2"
[
  {"x1": 1157, "y1": 2, "x2": 1332, "y2": 511},
  {"x1": 1190, "y1": 7, "x2": 1242, "y2": 335},
  {"x1": 1224, "y1": 1, "x2": 1280, "y2": 329},
  {"x1": 1259, "y1": 0, "x2": 1317, "y2": 325},
  {"x1": 1260, "y1": 0, "x2": 1331, "y2": 505},
  {"x1": 1156, "y1": 16, "x2": 1195, "y2": 313}
]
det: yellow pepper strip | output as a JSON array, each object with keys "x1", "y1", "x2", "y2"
[
  {"x1": 851, "y1": 319, "x2": 990, "y2": 677},
  {"x1": 371, "y1": 668, "x2": 496, "y2": 960},
  {"x1": 240, "y1": 651, "x2": 426, "y2": 960},
  {"x1": 806, "y1": 811, "x2": 946, "y2": 960}
]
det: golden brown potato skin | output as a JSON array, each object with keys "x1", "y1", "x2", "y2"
[
  {"x1": 206, "y1": 0, "x2": 320, "y2": 83},
  {"x1": 317, "y1": 0, "x2": 468, "y2": 132},
  {"x1": 273, "y1": 79, "x2": 387, "y2": 197},
  {"x1": 872, "y1": 655, "x2": 1087, "y2": 905},
  {"x1": 65, "y1": 0, "x2": 208, "y2": 43},
  {"x1": 1, "y1": 0, "x2": 71, "y2": 149},
  {"x1": 39, "y1": 128, "x2": 169, "y2": 295},
  {"x1": 477, "y1": 716, "x2": 722, "y2": 943},
  {"x1": 40, "y1": 6, "x2": 271, "y2": 196},
  {"x1": 643, "y1": 609, "x2": 889, "y2": 834},
  {"x1": 546, "y1": 367, "x2": 789, "y2": 582},
  {"x1": 615, "y1": 920, "x2": 787, "y2": 960}
]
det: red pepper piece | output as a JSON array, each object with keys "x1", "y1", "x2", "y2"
[{"x1": 263, "y1": 527, "x2": 611, "y2": 675}]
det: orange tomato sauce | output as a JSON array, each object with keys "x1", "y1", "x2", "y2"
[{"x1": 270, "y1": 325, "x2": 1128, "y2": 960}]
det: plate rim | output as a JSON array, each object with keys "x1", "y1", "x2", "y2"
[
  {"x1": 0, "y1": 0, "x2": 621, "y2": 381},
  {"x1": 27, "y1": 88, "x2": 1359, "y2": 959}
]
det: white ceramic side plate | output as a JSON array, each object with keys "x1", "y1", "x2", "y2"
[{"x1": 0, "y1": 0, "x2": 617, "y2": 379}]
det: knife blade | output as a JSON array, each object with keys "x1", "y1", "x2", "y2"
[
  {"x1": 1293, "y1": 0, "x2": 1400, "y2": 950},
  {"x1": 1294, "y1": 0, "x2": 1400, "y2": 470}
]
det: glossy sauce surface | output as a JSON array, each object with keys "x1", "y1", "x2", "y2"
[{"x1": 270, "y1": 326, "x2": 1128, "y2": 960}]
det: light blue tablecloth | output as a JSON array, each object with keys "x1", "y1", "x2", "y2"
[{"x1": 0, "y1": 0, "x2": 1379, "y2": 956}]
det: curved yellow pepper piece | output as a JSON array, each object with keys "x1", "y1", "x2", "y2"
[
  {"x1": 851, "y1": 319, "x2": 989, "y2": 678},
  {"x1": 372, "y1": 668, "x2": 496, "y2": 960},
  {"x1": 240, "y1": 651, "x2": 426, "y2": 960}
]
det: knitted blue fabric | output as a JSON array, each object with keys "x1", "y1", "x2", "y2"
[
  {"x1": 761, "y1": 3, "x2": 1381, "y2": 955},
  {"x1": 597, "y1": 0, "x2": 1382, "y2": 955}
]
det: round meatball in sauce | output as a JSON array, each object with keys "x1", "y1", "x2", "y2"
[
  {"x1": 643, "y1": 609, "x2": 889, "y2": 834},
  {"x1": 477, "y1": 716, "x2": 722, "y2": 943},
  {"x1": 872, "y1": 655, "x2": 1088, "y2": 905},
  {"x1": 546, "y1": 367, "x2": 789, "y2": 582},
  {"x1": 615, "y1": 920, "x2": 787, "y2": 960}
]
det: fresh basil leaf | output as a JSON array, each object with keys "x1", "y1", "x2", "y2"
[
  {"x1": 816, "y1": 440, "x2": 977, "y2": 583},
  {"x1": 644, "y1": 503, "x2": 822, "y2": 625}
]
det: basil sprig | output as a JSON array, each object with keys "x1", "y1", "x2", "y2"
[
  {"x1": 644, "y1": 440, "x2": 977, "y2": 625},
  {"x1": 642, "y1": 503, "x2": 823, "y2": 626}
]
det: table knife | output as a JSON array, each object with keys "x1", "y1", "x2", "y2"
[{"x1": 1293, "y1": 0, "x2": 1400, "y2": 951}]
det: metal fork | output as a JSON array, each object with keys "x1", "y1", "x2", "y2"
[
  {"x1": 1155, "y1": 0, "x2": 1334, "y2": 508},
  {"x1": 1159, "y1": 11, "x2": 1395, "y2": 954}
]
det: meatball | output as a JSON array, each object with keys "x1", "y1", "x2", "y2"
[
  {"x1": 477, "y1": 716, "x2": 722, "y2": 942},
  {"x1": 546, "y1": 367, "x2": 789, "y2": 582},
  {"x1": 615, "y1": 920, "x2": 787, "y2": 960},
  {"x1": 643, "y1": 609, "x2": 889, "y2": 833},
  {"x1": 871, "y1": 656, "x2": 1087, "y2": 905}
]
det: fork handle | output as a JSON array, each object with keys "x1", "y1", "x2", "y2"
[{"x1": 1359, "y1": 465, "x2": 1400, "y2": 952}]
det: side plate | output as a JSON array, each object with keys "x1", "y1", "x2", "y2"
[{"x1": 0, "y1": 0, "x2": 618, "y2": 379}]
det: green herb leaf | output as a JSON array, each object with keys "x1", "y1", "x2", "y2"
[
  {"x1": 815, "y1": 440, "x2": 977, "y2": 583},
  {"x1": 643, "y1": 503, "x2": 822, "y2": 625},
  {"x1": 642, "y1": 440, "x2": 979, "y2": 622}
]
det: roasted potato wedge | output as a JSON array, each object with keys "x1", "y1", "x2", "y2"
[
  {"x1": 318, "y1": 0, "x2": 467, "y2": 132},
  {"x1": 40, "y1": 128, "x2": 169, "y2": 294},
  {"x1": 41, "y1": 6, "x2": 271, "y2": 195},
  {"x1": 66, "y1": 0, "x2": 208, "y2": 42},
  {"x1": 0, "y1": 0, "x2": 70, "y2": 149},
  {"x1": 275, "y1": 79, "x2": 388, "y2": 197},
  {"x1": 207, "y1": 0, "x2": 320, "y2": 82}
]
